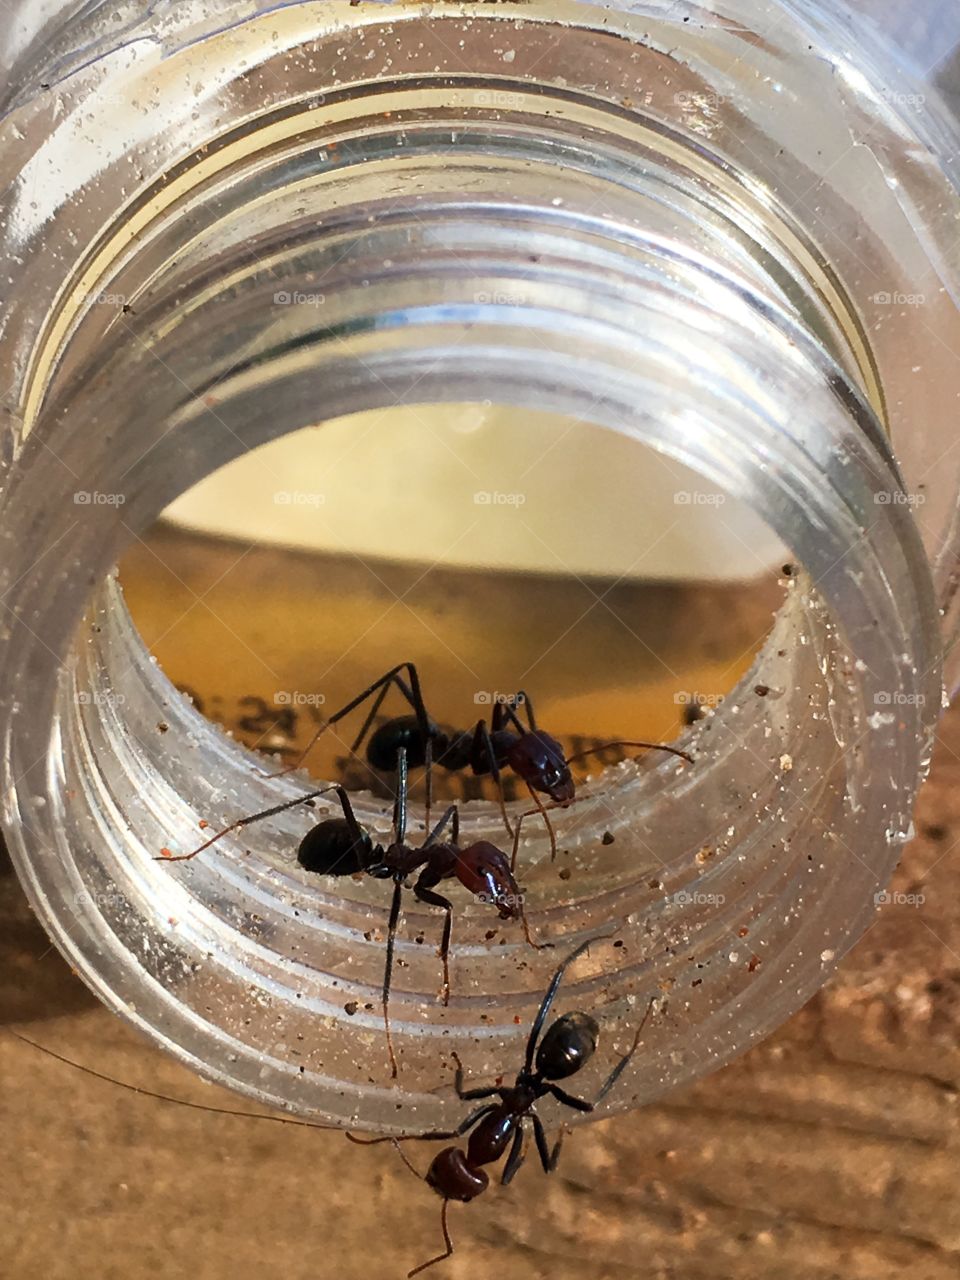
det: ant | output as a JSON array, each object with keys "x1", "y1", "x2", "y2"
[
  {"x1": 350, "y1": 933, "x2": 656, "y2": 1277},
  {"x1": 265, "y1": 661, "x2": 692, "y2": 857},
  {"x1": 158, "y1": 748, "x2": 542, "y2": 1077}
]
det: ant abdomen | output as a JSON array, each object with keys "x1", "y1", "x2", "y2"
[
  {"x1": 426, "y1": 1148, "x2": 489, "y2": 1202},
  {"x1": 366, "y1": 715, "x2": 449, "y2": 772},
  {"x1": 297, "y1": 819, "x2": 373, "y2": 876},
  {"x1": 535, "y1": 1011, "x2": 599, "y2": 1080}
]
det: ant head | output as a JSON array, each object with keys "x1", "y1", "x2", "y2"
[
  {"x1": 426, "y1": 1147, "x2": 489, "y2": 1202},
  {"x1": 455, "y1": 841, "x2": 523, "y2": 919},
  {"x1": 535, "y1": 1011, "x2": 599, "y2": 1081},
  {"x1": 365, "y1": 714, "x2": 446, "y2": 772},
  {"x1": 297, "y1": 819, "x2": 374, "y2": 876},
  {"x1": 507, "y1": 730, "x2": 575, "y2": 804}
]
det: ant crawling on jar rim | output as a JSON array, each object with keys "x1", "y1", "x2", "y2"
[
  {"x1": 350, "y1": 930, "x2": 658, "y2": 1276},
  {"x1": 160, "y1": 664, "x2": 693, "y2": 875},
  {"x1": 258, "y1": 662, "x2": 693, "y2": 858},
  {"x1": 7, "y1": 931, "x2": 656, "y2": 1279},
  {"x1": 158, "y1": 746, "x2": 553, "y2": 1078}
]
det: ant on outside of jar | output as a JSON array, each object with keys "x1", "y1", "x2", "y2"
[
  {"x1": 263, "y1": 661, "x2": 693, "y2": 858},
  {"x1": 157, "y1": 748, "x2": 545, "y2": 1077},
  {"x1": 349, "y1": 933, "x2": 657, "y2": 1277},
  {"x1": 8, "y1": 933, "x2": 654, "y2": 1278}
]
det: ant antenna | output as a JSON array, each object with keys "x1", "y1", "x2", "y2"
[
  {"x1": 509, "y1": 800, "x2": 578, "y2": 873},
  {"x1": 522, "y1": 785, "x2": 558, "y2": 860},
  {"x1": 409, "y1": 1199, "x2": 454, "y2": 1278},
  {"x1": 565, "y1": 740, "x2": 693, "y2": 768},
  {"x1": 7, "y1": 1029, "x2": 340, "y2": 1131}
]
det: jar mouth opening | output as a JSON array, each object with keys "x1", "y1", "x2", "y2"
[
  {"x1": 0, "y1": 295, "x2": 939, "y2": 1121},
  {"x1": 0, "y1": 6, "x2": 946, "y2": 1127}
]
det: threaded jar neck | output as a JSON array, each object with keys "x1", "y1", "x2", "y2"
[{"x1": 0, "y1": 0, "x2": 950, "y2": 1125}]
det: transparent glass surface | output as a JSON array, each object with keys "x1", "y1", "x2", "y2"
[{"x1": 0, "y1": 0, "x2": 954, "y2": 1130}]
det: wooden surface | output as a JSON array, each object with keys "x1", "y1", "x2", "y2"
[
  {"x1": 3, "y1": 711, "x2": 960, "y2": 1279},
  {"x1": 2, "y1": 534, "x2": 958, "y2": 1279}
]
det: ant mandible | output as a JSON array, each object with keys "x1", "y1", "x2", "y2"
[
  {"x1": 158, "y1": 747, "x2": 542, "y2": 1077},
  {"x1": 265, "y1": 661, "x2": 692, "y2": 857},
  {"x1": 350, "y1": 933, "x2": 656, "y2": 1276}
]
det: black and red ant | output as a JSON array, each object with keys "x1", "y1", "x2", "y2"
[
  {"x1": 10, "y1": 934, "x2": 653, "y2": 1278},
  {"x1": 158, "y1": 748, "x2": 542, "y2": 1077},
  {"x1": 350, "y1": 933, "x2": 655, "y2": 1276},
  {"x1": 266, "y1": 662, "x2": 692, "y2": 856}
]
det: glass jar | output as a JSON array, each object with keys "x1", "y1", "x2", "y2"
[{"x1": 0, "y1": 0, "x2": 957, "y2": 1132}]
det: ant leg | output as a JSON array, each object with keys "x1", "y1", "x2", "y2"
[
  {"x1": 260, "y1": 662, "x2": 429, "y2": 779},
  {"x1": 500, "y1": 1123, "x2": 526, "y2": 1186},
  {"x1": 510, "y1": 807, "x2": 534, "y2": 874},
  {"x1": 468, "y1": 718, "x2": 513, "y2": 839},
  {"x1": 392, "y1": 746, "x2": 409, "y2": 844},
  {"x1": 413, "y1": 881, "x2": 454, "y2": 1006},
  {"x1": 518, "y1": 897, "x2": 551, "y2": 953},
  {"x1": 546, "y1": 1084, "x2": 593, "y2": 1112},
  {"x1": 449, "y1": 1052, "x2": 500, "y2": 1102},
  {"x1": 532, "y1": 1113, "x2": 563, "y2": 1174},
  {"x1": 565, "y1": 739, "x2": 694, "y2": 769},
  {"x1": 345, "y1": 675, "x2": 400, "y2": 757},
  {"x1": 344, "y1": 667, "x2": 432, "y2": 763},
  {"x1": 346, "y1": 1103, "x2": 499, "y2": 1146},
  {"x1": 313, "y1": 783, "x2": 372, "y2": 852},
  {"x1": 525, "y1": 783, "x2": 558, "y2": 861},
  {"x1": 522, "y1": 932, "x2": 615, "y2": 1074},
  {"x1": 493, "y1": 692, "x2": 533, "y2": 736},
  {"x1": 156, "y1": 787, "x2": 336, "y2": 862},
  {"x1": 515, "y1": 690, "x2": 537, "y2": 732},
  {"x1": 593, "y1": 997, "x2": 657, "y2": 1104},
  {"x1": 382, "y1": 876, "x2": 404, "y2": 1078},
  {"x1": 422, "y1": 803, "x2": 459, "y2": 848},
  {"x1": 531, "y1": 1112, "x2": 564, "y2": 1173},
  {"x1": 424, "y1": 734, "x2": 433, "y2": 836},
  {"x1": 408, "y1": 1198, "x2": 453, "y2": 1279}
]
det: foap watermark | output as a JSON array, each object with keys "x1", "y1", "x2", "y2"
[
  {"x1": 474, "y1": 288, "x2": 529, "y2": 306},
  {"x1": 83, "y1": 289, "x2": 132, "y2": 308},
  {"x1": 874, "y1": 490, "x2": 926, "y2": 507},
  {"x1": 274, "y1": 490, "x2": 326, "y2": 507},
  {"x1": 476, "y1": 890, "x2": 525, "y2": 910},
  {"x1": 474, "y1": 490, "x2": 526, "y2": 507},
  {"x1": 672, "y1": 889, "x2": 726, "y2": 906},
  {"x1": 274, "y1": 691, "x2": 327, "y2": 707},
  {"x1": 75, "y1": 690, "x2": 126, "y2": 707},
  {"x1": 875, "y1": 889, "x2": 925, "y2": 907},
  {"x1": 871, "y1": 290, "x2": 926, "y2": 307},
  {"x1": 879, "y1": 88, "x2": 926, "y2": 108},
  {"x1": 474, "y1": 691, "x2": 527, "y2": 707},
  {"x1": 674, "y1": 691, "x2": 724, "y2": 710},
  {"x1": 674, "y1": 89, "x2": 724, "y2": 108},
  {"x1": 473, "y1": 90, "x2": 524, "y2": 109},
  {"x1": 75, "y1": 889, "x2": 126, "y2": 908},
  {"x1": 273, "y1": 290, "x2": 327, "y2": 307},
  {"x1": 875, "y1": 691, "x2": 926, "y2": 707},
  {"x1": 674, "y1": 490, "x2": 726, "y2": 506},
  {"x1": 74, "y1": 490, "x2": 126, "y2": 506}
]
